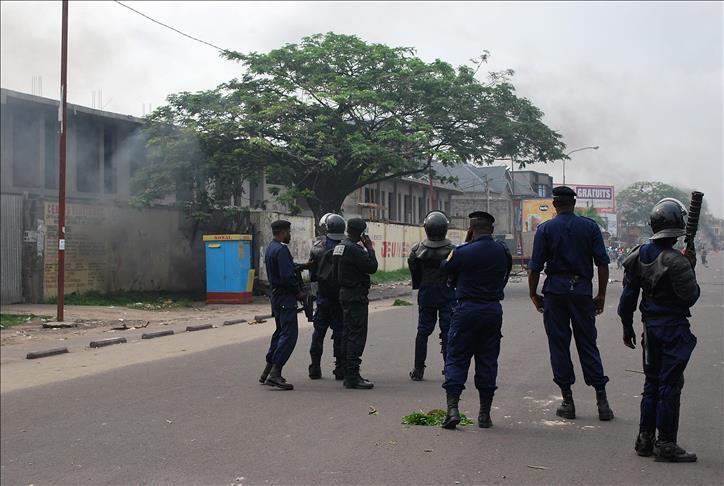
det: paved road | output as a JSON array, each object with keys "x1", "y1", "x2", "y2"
[{"x1": 1, "y1": 258, "x2": 722, "y2": 485}]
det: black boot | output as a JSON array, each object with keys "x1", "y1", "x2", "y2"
[
  {"x1": 635, "y1": 428, "x2": 655, "y2": 457},
  {"x1": 409, "y1": 366, "x2": 425, "y2": 381},
  {"x1": 308, "y1": 355, "x2": 322, "y2": 380},
  {"x1": 333, "y1": 361, "x2": 345, "y2": 381},
  {"x1": 343, "y1": 372, "x2": 374, "y2": 389},
  {"x1": 442, "y1": 394, "x2": 461, "y2": 430},
  {"x1": 654, "y1": 441, "x2": 697, "y2": 463},
  {"x1": 259, "y1": 362, "x2": 272, "y2": 384},
  {"x1": 478, "y1": 394, "x2": 493, "y2": 429},
  {"x1": 556, "y1": 389, "x2": 576, "y2": 419},
  {"x1": 596, "y1": 388, "x2": 614, "y2": 421},
  {"x1": 265, "y1": 364, "x2": 294, "y2": 390}
]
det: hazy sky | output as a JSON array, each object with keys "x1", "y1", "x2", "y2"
[{"x1": 2, "y1": 1, "x2": 722, "y2": 215}]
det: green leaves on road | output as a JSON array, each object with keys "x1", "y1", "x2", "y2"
[{"x1": 402, "y1": 409, "x2": 474, "y2": 426}]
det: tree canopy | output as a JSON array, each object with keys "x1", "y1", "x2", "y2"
[
  {"x1": 135, "y1": 33, "x2": 566, "y2": 225},
  {"x1": 617, "y1": 181, "x2": 713, "y2": 239}
]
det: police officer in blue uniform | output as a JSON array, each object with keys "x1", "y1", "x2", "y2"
[
  {"x1": 618, "y1": 198, "x2": 699, "y2": 462},
  {"x1": 334, "y1": 218, "x2": 378, "y2": 389},
  {"x1": 408, "y1": 211, "x2": 456, "y2": 381},
  {"x1": 528, "y1": 186, "x2": 614, "y2": 420},
  {"x1": 440, "y1": 211, "x2": 511, "y2": 429},
  {"x1": 260, "y1": 220, "x2": 305, "y2": 390},
  {"x1": 308, "y1": 214, "x2": 347, "y2": 380}
]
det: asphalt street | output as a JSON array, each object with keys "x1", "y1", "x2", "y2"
[{"x1": 1, "y1": 257, "x2": 722, "y2": 485}]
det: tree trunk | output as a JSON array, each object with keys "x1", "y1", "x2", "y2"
[{"x1": 307, "y1": 194, "x2": 348, "y2": 236}]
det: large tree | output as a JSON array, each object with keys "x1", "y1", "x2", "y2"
[
  {"x1": 135, "y1": 33, "x2": 566, "y2": 226},
  {"x1": 617, "y1": 181, "x2": 713, "y2": 239}
]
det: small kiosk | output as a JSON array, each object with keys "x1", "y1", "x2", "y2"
[{"x1": 203, "y1": 234, "x2": 254, "y2": 304}]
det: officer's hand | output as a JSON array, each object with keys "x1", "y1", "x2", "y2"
[
  {"x1": 530, "y1": 294, "x2": 544, "y2": 313},
  {"x1": 362, "y1": 235, "x2": 374, "y2": 250},
  {"x1": 302, "y1": 260, "x2": 314, "y2": 270},
  {"x1": 593, "y1": 294, "x2": 606, "y2": 315},
  {"x1": 295, "y1": 292, "x2": 305, "y2": 302},
  {"x1": 623, "y1": 325, "x2": 636, "y2": 349}
]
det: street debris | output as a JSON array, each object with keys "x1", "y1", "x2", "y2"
[
  {"x1": 368, "y1": 406, "x2": 378, "y2": 415},
  {"x1": 527, "y1": 465, "x2": 550, "y2": 470},
  {"x1": 392, "y1": 299, "x2": 412, "y2": 306},
  {"x1": 625, "y1": 369, "x2": 645, "y2": 374},
  {"x1": 402, "y1": 409, "x2": 474, "y2": 426},
  {"x1": 165, "y1": 419, "x2": 173, "y2": 424}
]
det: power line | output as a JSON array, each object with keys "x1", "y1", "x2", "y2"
[{"x1": 113, "y1": 1, "x2": 228, "y2": 53}]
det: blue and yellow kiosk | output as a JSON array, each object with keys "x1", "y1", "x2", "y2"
[{"x1": 203, "y1": 234, "x2": 254, "y2": 304}]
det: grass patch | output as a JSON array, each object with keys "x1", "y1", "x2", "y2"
[
  {"x1": 402, "y1": 409, "x2": 475, "y2": 427},
  {"x1": 0, "y1": 314, "x2": 52, "y2": 329},
  {"x1": 46, "y1": 291, "x2": 200, "y2": 310},
  {"x1": 392, "y1": 299, "x2": 412, "y2": 306},
  {"x1": 371, "y1": 268, "x2": 410, "y2": 285}
]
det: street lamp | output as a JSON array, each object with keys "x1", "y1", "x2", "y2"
[{"x1": 563, "y1": 145, "x2": 599, "y2": 185}]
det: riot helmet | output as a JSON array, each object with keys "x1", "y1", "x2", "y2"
[
  {"x1": 325, "y1": 214, "x2": 346, "y2": 240},
  {"x1": 423, "y1": 211, "x2": 450, "y2": 241},
  {"x1": 649, "y1": 198, "x2": 687, "y2": 240},
  {"x1": 318, "y1": 213, "x2": 332, "y2": 234}
]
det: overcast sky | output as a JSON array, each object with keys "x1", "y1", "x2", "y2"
[{"x1": 2, "y1": 1, "x2": 722, "y2": 215}]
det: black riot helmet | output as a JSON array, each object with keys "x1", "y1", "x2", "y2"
[
  {"x1": 325, "y1": 214, "x2": 346, "y2": 240},
  {"x1": 318, "y1": 213, "x2": 332, "y2": 234},
  {"x1": 423, "y1": 211, "x2": 450, "y2": 241},
  {"x1": 649, "y1": 198, "x2": 687, "y2": 240}
]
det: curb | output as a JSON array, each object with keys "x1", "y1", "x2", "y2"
[
  {"x1": 186, "y1": 324, "x2": 213, "y2": 332},
  {"x1": 42, "y1": 322, "x2": 77, "y2": 329},
  {"x1": 223, "y1": 319, "x2": 247, "y2": 326},
  {"x1": 141, "y1": 330, "x2": 175, "y2": 340},
  {"x1": 253, "y1": 314, "x2": 273, "y2": 322},
  {"x1": 90, "y1": 337, "x2": 127, "y2": 348},
  {"x1": 27, "y1": 347, "x2": 69, "y2": 359}
]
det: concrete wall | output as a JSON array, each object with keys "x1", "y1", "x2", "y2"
[
  {"x1": 41, "y1": 200, "x2": 203, "y2": 299},
  {"x1": 251, "y1": 211, "x2": 468, "y2": 280},
  {"x1": 450, "y1": 193, "x2": 514, "y2": 235}
]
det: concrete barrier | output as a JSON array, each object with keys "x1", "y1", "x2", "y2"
[
  {"x1": 141, "y1": 330, "x2": 175, "y2": 340},
  {"x1": 186, "y1": 324, "x2": 213, "y2": 332},
  {"x1": 26, "y1": 347, "x2": 69, "y2": 359},
  {"x1": 89, "y1": 337, "x2": 127, "y2": 348}
]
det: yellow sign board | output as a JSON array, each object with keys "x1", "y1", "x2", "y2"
[{"x1": 522, "y1": 199, "x2": 555, "y2": 232}]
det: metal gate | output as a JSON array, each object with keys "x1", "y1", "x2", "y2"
[{"x1": 1, "y1": 194, "x2": 23, "y2": 304}]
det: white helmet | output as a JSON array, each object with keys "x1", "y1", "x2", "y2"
[{"x1": 318, "y1": 213, "x2": 332, "y2": 234}]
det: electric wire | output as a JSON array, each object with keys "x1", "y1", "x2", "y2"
[{"x1": 113, "y1": 1, "x2": 228, "y2": 53}]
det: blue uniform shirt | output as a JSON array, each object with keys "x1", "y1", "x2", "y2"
[
  {"x1": 529, "y1": 212, "x2": 610, "y2": 296},
  {"x1": 617, "y1": 241, "x2": 700, "y2": 327},
  {"x1": 440, "y1": 235, "x2": 512, "y2": 314},
  {"x1": 265, "y1": 239, "x2": 298, "y2": 306}
]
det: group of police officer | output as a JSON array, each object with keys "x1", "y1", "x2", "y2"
[{"x1": 260, "y1": 186, "x2": 700, "y2": 463}]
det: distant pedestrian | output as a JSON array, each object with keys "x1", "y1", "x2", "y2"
[
  {"x1": 528, "y1": 186, "x2": 614, "y2": 422},
  {"x1": 700, "y1": 246, "x2": 708, "y2": 267}
]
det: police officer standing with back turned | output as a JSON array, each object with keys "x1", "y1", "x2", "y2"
[
  {"x1": 334, "y1": 218, "x2": 378, "y2": 389},
  {"x1": 618, "y1": 198, "x2": 699, "y2": 462},
  {"x1": 528, "y1": 186, "x2": 614, "y2": 421},
  {"x1": 440, "y1": 211, "x2": 511, "y2": 429},
  {"x1": 308, "y1": 213, "x2": 347, "y2": 380},
  {"x1": 259, "y1": 220, "x2": 305, "y2": 390},
  {"x1": 408, "y1": 211, "x2": 456, "y2": 381}
]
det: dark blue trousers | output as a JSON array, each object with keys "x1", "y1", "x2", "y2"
[
  {"x1": 640, "y1": 321, "x2": 696, "y2": 441},
  {"x1": 265, "y1": 299, "x2": 299, "y2": 366},
  {"x1": 415, "y1": 286, "x2": 454, "y2": 369},
  {"x1": 310, "y1": 296, "x2": 343, "y2": 361},
  {"x1": 543, "y1": 293, "x2": 608, "y2": 389},
  {"x1": 443, "y1": 302, "x2": 502, "y2": 399}
]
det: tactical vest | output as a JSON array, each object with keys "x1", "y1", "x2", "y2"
[
  {"x1": 623, "y1": 246, "x2": 698, "y2": 305},
  {"x1": 410, "y1": 239, "x2": 454, "y2": 288}
]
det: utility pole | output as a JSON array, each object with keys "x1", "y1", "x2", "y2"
[
  {"x1": 56, "y1": 0, "x2": 68, "y2": 322},
  {"x1": 484, "y1": 174, "x2": 490, "y2": 213},
  {"x1": 428, "y1": 162, "x2": 435, "y2": 212}
]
